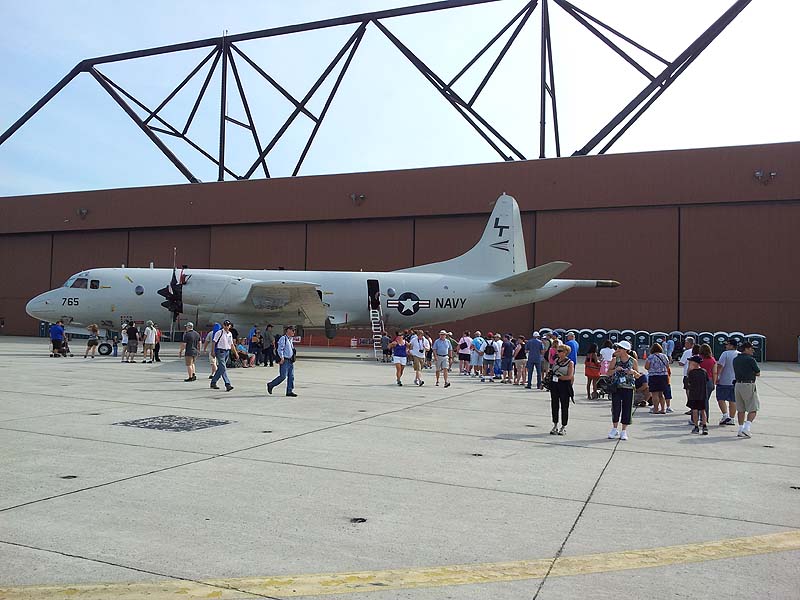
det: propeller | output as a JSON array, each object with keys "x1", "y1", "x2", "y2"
[{"x1": 157, "y1": 268, "x2": 189, "y2": 322}]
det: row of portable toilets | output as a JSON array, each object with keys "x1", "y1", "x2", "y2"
[{"x1": 540, "y1": 329, "x2": 766, "y2": 362}]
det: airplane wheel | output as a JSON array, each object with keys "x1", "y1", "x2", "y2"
[{"x1": 98, "y1": 342, "x2": 112, "y2": 356}]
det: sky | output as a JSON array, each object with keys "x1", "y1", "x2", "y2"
[{"x1": 0, "y1": 0, "x2": 797, "y2": 197}]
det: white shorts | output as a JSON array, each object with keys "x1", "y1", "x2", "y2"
[
  {"x1": 392, "y1": 356, "x2": 407, "y2": 365},
  {"x1": 209, "y1": 351, "x2": 217, "y2": 366}
]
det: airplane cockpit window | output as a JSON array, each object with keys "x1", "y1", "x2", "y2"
[
  {"x1": 70, "y1": 278, "x2": 88, "y2": 289},
  {"x1": 62, "y1": 275, "x2": 78, "y2": 288},
  {"x1": 90, "y1": 280, "x2": 100, "y2": 289}
]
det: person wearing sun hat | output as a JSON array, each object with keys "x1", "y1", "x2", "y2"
[{"x1": 607, "y1": 340, "x2": 639, "y2": 440}]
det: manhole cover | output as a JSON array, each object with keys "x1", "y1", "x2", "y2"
[{"x1": 113, "y1": 415, "x2": 233, "y2": 432}]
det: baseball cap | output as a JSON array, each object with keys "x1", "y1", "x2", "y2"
[
  {"x1": 532, "y1": 331, "x2": 540, "y2": 337},
  {"x1": 222, "y1": 320, "x2": 232, "y2": 326},
  {"x1": 439, "y1": 330, "x2": 447, "y2": 335},
  {"x1": 615, "y1": 340, "x2": 632, "y2": 351},
  {"x1": 688, "y1": 355, "x2": 703, "y2": 364},
  {"x1": 186, "y1": 322, "x2": 194, "y2": 330},
  {"x1": 724, "y1": 338, "x2": 738, "y2": 346},
  {"x1": 487, "y1": 332, "x2": 493, "y2": 337}
]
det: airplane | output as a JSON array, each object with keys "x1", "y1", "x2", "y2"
[{"x1": 25, "y1": 193, "x2": 619, "y2": 347}]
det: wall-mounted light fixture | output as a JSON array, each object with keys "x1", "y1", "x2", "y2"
[
  {"x1": 753, "y1": 170, "x2": 777, "y2": 185},
  {"x1": 77, "y1": 207, "x2": 89, "y2": 219},
  {"x1": 350, "y1": 193, "x2": 366, "y2": 206}
]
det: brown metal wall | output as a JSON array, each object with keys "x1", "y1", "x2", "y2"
[{"x1": 2, "y1": 142, "x2": 798, "y2": 358}]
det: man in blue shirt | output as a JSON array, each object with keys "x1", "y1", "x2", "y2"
[
  {"x1": 525, "y1": 332, "x2": 544, "y2": 389},
  {"x1": 566, "y1": 333, "x2": 579, "y2": 365},
  {"x1": 267, "y1": 325, "x2": 298, "y2": 397},
  {"x1": 50, "y1": 320, "x2": 65, "y2": 357},
  {"x1": 663, "y1": 337, "x2": 675, "y2": 361},
  {"x1": 432, "y1": 330, "x2": 452, "y2": 388}
]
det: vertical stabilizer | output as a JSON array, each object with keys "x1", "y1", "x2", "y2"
[{"x1": 400, "y1": 193, "x2": 528, "y2": 278}]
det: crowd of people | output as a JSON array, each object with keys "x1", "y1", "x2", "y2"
[
  {"x1": 384, "y1": 329, "x2": 762, "y2": 440},
  {"x1": 47, "y1": 319, "x2": 763, "y2": 439}
]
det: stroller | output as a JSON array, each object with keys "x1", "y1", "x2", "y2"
[
  {"x1": 596, "y1": 375, "x2": 613, "y2": 400},
  {"x1": 51, "y1": 336, "x2": 74, "y2": 358}
]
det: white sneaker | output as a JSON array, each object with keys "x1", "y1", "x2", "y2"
[
  {"x1": 620, "y1": 430, "x2": 628, "y2": 441},
  {"x1": 737, "y1": 427, "x2": 745, "y2": 437},
  {"x1": 719, "y1": 415, "x2": 730, "y2": 425},
  {"x1": 665, "y1": 407, "x2": 674, "y2": 413},
  {"x1": 742, "y1": 428, "x2": 751, "y2": 438},
  {"x1": 608, "y1": 428, "x2": 619, "y2": 439}
]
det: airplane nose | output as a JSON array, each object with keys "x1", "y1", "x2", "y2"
[{"x1": 26, "y1": 293, "x2": 57, "y2": 320}]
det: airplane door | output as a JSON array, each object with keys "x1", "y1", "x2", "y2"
[{"x1": 367, "y1": 279, "x2": 380, "y2": 310}]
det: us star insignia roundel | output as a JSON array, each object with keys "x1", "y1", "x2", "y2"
[{"x1": 386, "y1": 292, "x2": 431, "y2": 315}]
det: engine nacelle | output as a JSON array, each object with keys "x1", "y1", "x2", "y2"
[{"x1": 181, "y1": 274, "x2": 252, "y2": 310}]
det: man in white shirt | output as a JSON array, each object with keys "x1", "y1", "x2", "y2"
[
  {"x1": 142, "y1": 320, "x2": 157, "y2": 363},
  {"x1": 408, "y1": 329, "x2": 426, "y2": 386},
  {"x1": 715, "y1": 339, "x2": 740, "y2": 425},
  {"x1": 120, "y1": 323, "x2": 129, "y2": 363},
  {"x1": 267, "y1": 325, "x2": 298, "y2": 397},
  {"x1": 210, "y1": 320, "x2": 237, "y2": 392}
]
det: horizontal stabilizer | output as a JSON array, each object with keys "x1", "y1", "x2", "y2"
[{"x1": 491, "y1": 261, "x2": 572, "y2": 290}]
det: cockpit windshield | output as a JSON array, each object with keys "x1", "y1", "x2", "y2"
[{"x1": 62, "y1": 276, "x2": 88, "y2": 289}]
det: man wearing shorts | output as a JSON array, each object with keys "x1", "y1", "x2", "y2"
[
  {"x1": 733, "y1": 342, "x2": 760, "y2": 438},
  {"x1": 432, "y1": 330, "x2": 452, "y2": 388},
  {"x1": 178, "y1": 322, "x2": 201, "y2": 382},
  {"x1": 142, "y1": 320, "x2": 156, "y2": 363},
  {"x1": 203, "y1": 322, "x2": 222, "y2": 379},
  {"x1": 715, "y1": 338, "x2": 739, "y2": 425},
  {"x1": 125, "y1": 322, "x2": 139, "y2": 363},
  {"x1": 409, "y1": 330, "x2": 426, "y2": 387}
]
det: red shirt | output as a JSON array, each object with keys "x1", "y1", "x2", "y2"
[{"x1": 700, "y1": 357, "x2": 716, "y2": 381}]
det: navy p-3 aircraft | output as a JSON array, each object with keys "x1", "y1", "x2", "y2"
[{"x1": 26, "y1": 194, "x2": 619, "y2": 338}]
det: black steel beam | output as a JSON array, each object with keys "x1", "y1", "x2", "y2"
[
  {"x1": 544, "y1": 0, "x2": 560, "y2": 157},
  {"x1": 293, "y1": 25, "x2": 366, "y2": 176},
  {"x1": 230, "y1": 44, "x2": 318, "y2": 122},
  {"x1": 448, "y1": 1, "x2": 535, "y2": 88},
  {"x1": 468, "y1": 1, "x2": 535, "y2": 106},
  {"x1": 555, "y1": 0, "x2": 653, "y2": 80},
  {"x1": 83, "y1": 0, "x2": 501, "y2": 66},
  {"x1": 183, "y1": 46, "x2": 222, "y2": 135},
  {"x1": 89, "y1": 68, "x2": 200, "y2": 183},
  {"x1": 0, "y1": 64, "x2": 84, "y2": 146},
  {"x1": 227, "y1": 46, "x2": 269, "y2": 178},
  {"x1": 244, "y1": 24, "x2": 366, "y2": 179},
  {"x1": 574, "y1": 0, "x2": 753, "y2": 156},
  {"x1": 539, "y1": 0, "x2": 548, "y2": 158},
  {"x1": 218, "y1": 39, "x2": 228, "y2": 182}
]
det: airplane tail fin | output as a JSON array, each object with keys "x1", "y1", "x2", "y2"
[
  {"x1": 400, "y1": 193, "x2": 527, "y2": 278},
  {"x1": 491, "y1": 261, "x2": 572, "y2": 290}
]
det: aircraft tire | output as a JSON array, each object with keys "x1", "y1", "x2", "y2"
[{"x1": 98, "y1": 342, "x2": 112, "y2": 356}]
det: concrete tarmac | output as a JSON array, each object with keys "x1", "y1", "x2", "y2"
[{"x1": 0, "y1": 336, "x2": 798, "y2": 599}]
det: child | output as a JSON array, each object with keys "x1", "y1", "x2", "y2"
[{"x1": 687, "y1": 356, "x2": 709, "y2": 435}]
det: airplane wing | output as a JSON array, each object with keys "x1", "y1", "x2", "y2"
[
  {"x1": 244, "y1": 281, "x2": 327, "y2": 324},
  {"x1": 490, "y1": 261, "x2": 572, "y2": 290}
]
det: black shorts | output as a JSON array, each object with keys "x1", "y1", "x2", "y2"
[
  {"x1": 458, "y1": 352, "x2": 470, "y2": 362},
  {"x1": 648, "y1": 374, "x2": 668, "y2": 392},
  {"x1": 52, "y1": 339, "x2": 63, "y2": 351}
]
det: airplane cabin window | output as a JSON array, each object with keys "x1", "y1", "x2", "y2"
[
  {"x1": 70, "y1": 278, "x2": 88, "y2": 289},
  {"x1": 90, "y1": 280, "x2": 100, "y2": 289}
]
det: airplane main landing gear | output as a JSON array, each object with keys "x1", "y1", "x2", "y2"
[{"x1": 324, "y1": 318, "x2": 337, "y2": 340}]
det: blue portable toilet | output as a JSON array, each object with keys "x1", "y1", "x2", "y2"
[
  {"x1": 621, "y1": 330, "x2": 635, "y2": 347},
  {"x1": 635, "y1": 330, "x2": 650, "y2": 358},
  {"x1": 578, "y1": 328, "x2": 593, "y2": 355},
  {"x1": 697, "y1": 331, "x2": 714, "y2": 350},
  {"x1": 745, "y1": 333, "x2": 766, "y2": 362},
  {"x1": 667, "y1": 331, "x2": 683, "y2": 359},
  {"x1": 607, "y1": 329, "x2": 621, "y2": 345},
  {"x1": 712, "y1": 331, "x2": 729, "y2": 359},
  {"x1": 592, "y1": 329, "x2": 608, "y2": 349},
  {"x1": 728, "y1": 331, "x2": 746, "y2": 348}
]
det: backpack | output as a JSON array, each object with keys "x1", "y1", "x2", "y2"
[{"x1": 484, "y1": 342, "x2": 495, "y2": 356}]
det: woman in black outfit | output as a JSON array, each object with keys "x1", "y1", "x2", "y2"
[{"x1": 549, "y1": 345, "x2": 574, "y2": 436}]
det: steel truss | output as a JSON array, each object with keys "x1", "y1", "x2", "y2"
[{"x1": 0, "y1": 0, "x2": 752, "y2": 183}]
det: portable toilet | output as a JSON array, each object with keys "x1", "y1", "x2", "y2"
[
  {"x1": 607, "y1": 329, "x2": 621, "y2": 345},
  {"x1": 712, "y1": 331, "x2": 730, "y2": 359},
  {"x1": 745, "y1": 333, "x2": 766, "y2": 362},
  {"x1": 567, "y1": 328, "x2": 580, "y2": 347},
  {"x1": 683, "y1": 331, "x2": 699, "y2": 347},
  {"x1": 621, "y1": 330, "x2": 636, "y2": 350},
  {"x1": 553, "y1": 328, "x2": 568, "y2": 342},
  {"x1": 668, "y1": 331, "x2": 683, "y2": 359},
  {"x1": 592, "y1": 329, "x2": 608, "y2": 349},
  {"x1": 697, "y1": 332, "x2": 714, "y2": 350},
  {"x1": 728, "y1": 331, "x2": 746, "y2": 348},
  {"x1": 635, "y1": 330, "x2": 650, "y2": 358},
  {"x1": 649, "y1": 332, "x2": 667, "y2": 355},
  {"x1": 538, "y1": 327, "x2": 553, "y2": 338},
  {"x1": 578, "y1": 329, "x2": 593, "y2": 355}
]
